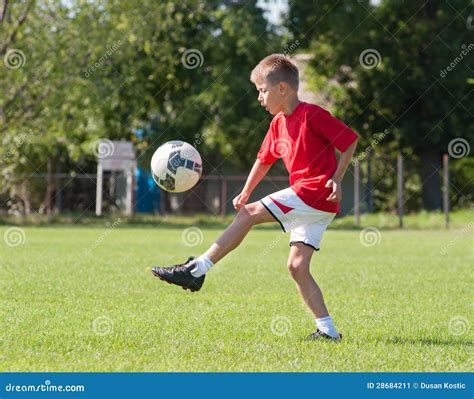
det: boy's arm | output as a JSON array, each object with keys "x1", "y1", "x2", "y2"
[
  {"x1": 233, "y1": 158, "x2": 272, "y2": 211},
  {"x1": 326, "y1": 139, "x2": 358, "y2": 203}
]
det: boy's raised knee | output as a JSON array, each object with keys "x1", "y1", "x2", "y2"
[{"x1": 237, "y1": 203, "x2": 265, "y2": 225}]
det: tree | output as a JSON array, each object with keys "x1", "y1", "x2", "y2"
[
  {"x1": 288, "y1": 0, "x2": 473, "y2": 210},
  {"x1": 1, "y1": 1, "x2": 110, "y2": 214},
  {"x1": 1, "y1": 0, "x2": 280, "y2": 214},
  {"x1": 98, "y1": 0, "x2": 277, "y2": 169}
]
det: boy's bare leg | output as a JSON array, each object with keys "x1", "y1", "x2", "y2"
[
  {"x1": 287, "y1": 242, "x2": 329, "y2": 318},
  {"x1": 287, "y1": 242, "x2": 340, "y2": 338},
  {"x1": 151, "y1": 201, "x2": 275, "y2": 291},
  {"x1": 206, "y1": 201, "x2": 275, "y2": 264}
]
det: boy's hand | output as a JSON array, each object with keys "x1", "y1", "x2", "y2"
[
  {"x1": 325, "y1": 179, "x2": 342, "y2": 203},
  {"x1": 233, "y1": 191, "x2": 250, "y2": 211}
]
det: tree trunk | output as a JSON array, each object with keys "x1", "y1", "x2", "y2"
[
  {"x1": 420, "y1": 148, "x2": 442, "y2": 210},
  {"x1": 43, "y1": 157, "x2": 55, "y2": 216},
  {"x1": 20, "y1": 181, "x2": 31, "y2": 215},
  {"x1": 54, "y1": 162, "x2": 61, "y2": 213}
]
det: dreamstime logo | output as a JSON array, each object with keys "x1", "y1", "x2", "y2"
[
  {"x1": 1, "y1": 129, "x2": 34, "y2": 163},
  {"x1": 177, "y1": 145, "x2": 197, "y2": 165},
  {"x1": 256, "y1": 219, "x2": 301, "y2": 272},
  {"x1": 440, "y1": 43, "x2": 474, "y2": 77},
  {"x1": 283, "y1": 40, "x2": 300, "y2": 57},
  {"x1": 84, "y1": 40, "x2": 122, "y2": 78},
  {"x1": 193, "y1": 130, "x2": 211, "y2": 147},
  {"x1": 181, "y1": 49, "x2": 204, "y2": 69},
  {"x1": 92, "y1": 316, "x2": 114, "y2": 336},
  {"x1": 181, "y1": 227, "x2": 204, "y2": 247},
  {"x1": 440, "y1": 221, "x2": 473, "y2": 255},
  {"x1": 448, "y1": 138, "x2": 470, "y2": 158},
  {"x1": 359, "y1": 49, "x2": 381, "y2": 69},
  {"x1": 270, "y1": 138, "x2": 292, "y2": 159},
  {"x1": 270, "y1": 316, "x2": 292, "y2": 336},
  {"x1": 271, "y1": 40, "x2": 301, "y2": 69},
  {"x1": 83, "y1": 218, "x2": 122, "y2": 257},
  {"x1": 353, "y1": 129, "x2": 390, "y2": 164},
  {"x1": 359, "y1": 227, "x2": 381, "y2": 247},
  {"x1": 448, "y1": 316, "x2": 470, "y2": 336},
  {"x1": 3, "y1": 49, "x2": 26, "y2": 69},
  {"x1": 3, "y1": 227, "x2": 26, "y2": 247},
  {"x1": 4, "y1": 379, "x2": 85, "y2": 393},
  {"x1": 91, "y1": 138, "x2": 115, "y2": 159}
]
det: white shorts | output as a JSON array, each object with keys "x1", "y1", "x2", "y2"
[{"x1": 260, "y1": 187, "x2": 336, "y2": 251}]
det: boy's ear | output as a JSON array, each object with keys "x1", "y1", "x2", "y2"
[{"x1": 278, "y1": 82, "x2": 287, "y2": 94}]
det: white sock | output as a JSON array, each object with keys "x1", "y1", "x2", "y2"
[
  {"x1": 190, "y1": 254, "x2": 213, "y2": 277},
  {"x1": 315, "y1": 316, "x2": 339, "y2": 338}
]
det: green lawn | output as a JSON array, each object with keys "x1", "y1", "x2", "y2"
[{"x1": 0, "y1": 224, "x2": 472, "y2": 371}]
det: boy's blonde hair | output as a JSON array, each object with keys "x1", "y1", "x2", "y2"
[{"x1": 250, "y1": 54, "x2": 299, "y2": 90}]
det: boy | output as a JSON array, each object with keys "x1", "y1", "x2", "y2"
[{"x1": 152, "y1": 54, "x2": 358, "y2": 341}]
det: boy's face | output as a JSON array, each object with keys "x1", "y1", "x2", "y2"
[{"x1": 255, "y1": 80, "x2": 285, "y2": 116}]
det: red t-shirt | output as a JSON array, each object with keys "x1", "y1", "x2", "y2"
[{"x1": 257, "y1": 102, "x2": 358, "y2": 214}]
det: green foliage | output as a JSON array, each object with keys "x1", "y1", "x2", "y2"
[
  {"x1": 290, "y1": 0, "x2": 473, "y2": 150},
  {"x1": 450, "y1": 157, "x2": 474, "y2": 208},
  {"x1": 2, "y1": 0, "x2": 471, "y2": 214},
  {"x1": 113, "y1": 0, "x2": 277, "y2": 169},
  {"x1": 288, "y1": 0, "x2": 473, "y2": 210},
  {"x1": 1, "y1": 0, "x2": 108, "y2": 208},
  {"x1": 0, "y1": 0, "x2": 278, "y2": 212}
]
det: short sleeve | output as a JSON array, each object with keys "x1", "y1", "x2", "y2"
[
  {"x1": 257, "y1": 118, "x2": 279, "y2": 165},
  {"x1": 309, "y1": 107, "x2": 358, "y2": 152}
]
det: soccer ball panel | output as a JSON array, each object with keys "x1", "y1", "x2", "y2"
[{"x1": 174, "y1": 168, "x2": 201, "y2": 192}]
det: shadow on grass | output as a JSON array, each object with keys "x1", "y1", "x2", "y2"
[{"x1": 382, "y1": 336, "x2": 472, "y2": 347}]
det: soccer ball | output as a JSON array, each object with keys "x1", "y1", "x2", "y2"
[{"x1": 150, "y1": 140, "x2": 202, "y2": 193}]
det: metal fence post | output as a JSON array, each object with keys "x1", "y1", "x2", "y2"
[
  {"x1": 397, "y1": 154, "x2": 404, "y2": 228},
  {"x1": 221, "y1": 177, "x2": 228, "y2": 217},
  {"x1": 353, "y1": 158, "x2": 360, "y2": 226},
  {"x1": 443, "y1": 154, "x2": 449, "y2": 228}
]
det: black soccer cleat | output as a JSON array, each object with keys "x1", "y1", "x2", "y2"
[
  {"x1": 306, "y1": 329, "x2": 342, "y2": 342},
  {"x1": 151, "y1": 256, "x2": 205, "y2": 292}
]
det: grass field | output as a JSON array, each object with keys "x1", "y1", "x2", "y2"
[{"x1": 1, "y1": 222, "x2": 472, "y2": 372}]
